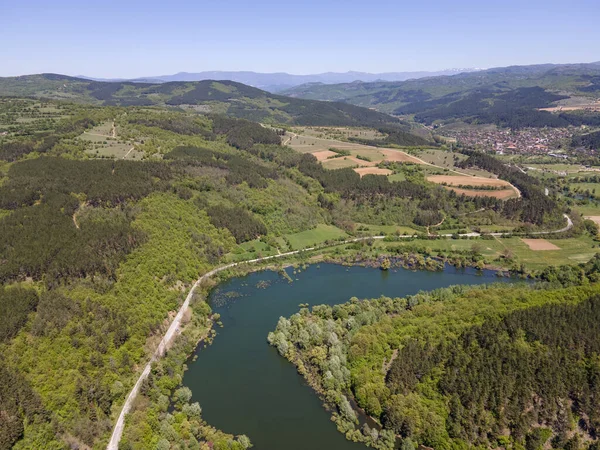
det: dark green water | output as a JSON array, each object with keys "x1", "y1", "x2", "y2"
[{"x1": 184, "y1": 264, "x2": 512, "y2": 450}]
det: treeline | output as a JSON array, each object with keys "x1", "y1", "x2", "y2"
[
  {"x1": 207, "y1": 205, "x2": 267, "y2": 243},
  {"x1": 458, "y1": 151, "x2": 560, "y2": 225}
]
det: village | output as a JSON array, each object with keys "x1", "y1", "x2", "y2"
[{"x1": 442, "y1": 126, "x2": 576, "y2": 156}]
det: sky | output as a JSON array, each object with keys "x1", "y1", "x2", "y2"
[{"x1": 2, "y1": 0, "x2": 599, "y2": 78}]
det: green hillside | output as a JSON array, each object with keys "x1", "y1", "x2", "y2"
[
  {"x1": 283, "y1": 63, "x2": 600, "y2": 128},
  {"x1": 0, "y1": 74, "x2": 399, "y2": 127}
]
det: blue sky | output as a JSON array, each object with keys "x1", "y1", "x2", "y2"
[{"x1": 2, "y1": 0, "x2": 599, "y2": 77}]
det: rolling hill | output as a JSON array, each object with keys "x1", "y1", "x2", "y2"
[
  {"x1": 0, "y1": 74, "x2": 399, "y2": 127},
  {"x1": 78, "y1": 68, "x2": 482, "y2": 92},
  {"x1": 282, "y1": 63, "x2": 600, "y2": 128}
]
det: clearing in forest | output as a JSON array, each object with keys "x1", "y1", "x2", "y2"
[
  {"x1": 521, "y1": 239, "x2": 561, "y2": 251},
  {"x1": 354, "y1": 167, "x2": 393, "y2": 177},
  {"x1": 427, "y1": 175, "x2": 519, "y2": 199}
]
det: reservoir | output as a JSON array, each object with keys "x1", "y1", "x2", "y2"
[{"x1": 184, "y1": 263, "x2": 513, "y2": 449}]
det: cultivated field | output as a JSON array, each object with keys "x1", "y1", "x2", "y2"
[
  {"x1": 521, "y1": 238, "x2": 561, "y2": 251},
  {"x1": 354, "y1": 167, "x2": 393, "y2": 177},
  {"x1": 292, "y1": 126, "x2": 386, "y2": 141},
  {"x1": 285, "y1": 130, "x2": 519, "y2": 195},
  {"x1": 378, "y1": 235, "x2": 598, "y2": 269},
  {"x1": 285, "y1": 131, "x2": 423, "y2": 165},
  {"x1": 427, "y1": 175, "x2": 519, "y2": 199}
]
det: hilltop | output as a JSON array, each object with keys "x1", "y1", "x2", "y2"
[
  {"x1": 77, "y1": 68, "x2": 482, "y2": 92},
  {"x1": 0, "y1": 74, "x2": 398, "y2": 127},
  {"x1": 282, "y1": 62, "x2": 600, "y2": 128}
]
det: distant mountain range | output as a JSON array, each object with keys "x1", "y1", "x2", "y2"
[
  {"x1": 76, "y1": 69, "x2": 483, "y2": 92},
  {"x1": 281, "y1": 62, "x2": 600, "y2": 115}
]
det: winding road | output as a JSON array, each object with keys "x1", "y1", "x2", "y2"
[{"x1": 107, "y1": 213, "x2": 573, "y2": 449}]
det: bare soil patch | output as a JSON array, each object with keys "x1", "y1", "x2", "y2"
[
  {"x1": 585, "y1": 216, "x2": 600, "y2": 226},
  {"x1": 521, "y1": 239, "x2": 561, "y2": 251},
  {"x1": 380, "y1": 149, "x2": 424, "y2": 164},
  {"x1": 311, "y1": 150, "x2": 339, "y2": 161},
  {"x1": 427, "y1": 175, "x2": 509, "y2": 187},
  {"x1": 354, "y1": 167, "x2": 393, "y2": 177}
]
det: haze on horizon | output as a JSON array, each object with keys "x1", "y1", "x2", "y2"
[{"x1": 1, "y1": 0, "x2": 599, "y2": 79}]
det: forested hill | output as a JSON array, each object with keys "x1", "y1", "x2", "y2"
[
  {"x1": 282, "y1": 62, "x2": 600, "y2": 128},
  {"x1": 0, "y1": 74, "x2": 398, "y2": 127}
]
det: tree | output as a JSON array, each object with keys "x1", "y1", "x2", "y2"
[
  {"x1": 380, "y1": 258, "x2": 391, "y2": 270},
  {"x1": 173, "y1": 387, "x2": 192, "y2": 408}
]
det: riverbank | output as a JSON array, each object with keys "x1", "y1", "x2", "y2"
[{"x1": 108, "y1": 218, "x2": 594, "y2": 449}]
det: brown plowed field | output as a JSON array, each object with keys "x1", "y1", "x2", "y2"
[
  {"x1": 521, "y1": 239, "x2": 561, "y2": 251},
  {"x1": 380, "y1": 149, "x2": 423, "y2": 164},
  {"x1": 354, "y1": 167, "x2": 393, "y2": 177},
  {"x1": 312, "y1": 150, "x2": 339, "y2": 161}
]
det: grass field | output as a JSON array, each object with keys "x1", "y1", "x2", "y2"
[
  {"x1": 285, "y1": 131, "x2": 423, "y2": 168},
  {"x1": 570, "y1": 182, "x2": 600, "y2": 197},
  {"x1": 574, "y1": 203, "x2": 600, "y2": 217},
  {"x1": 321, "y1": 157, "x2": 359, "y2": 169},
  {"x1": 417, "y1": 149, "x2": 492, "y2": 177},
  {"x1": 293, "y1": 126, "x2": 385, "y2": 141},
  {"x1": 378, "y1": 235, "x2": 598, "y2": 270},
  {"x1": 79, "y1": 121, "x2": 143, "y2": 160},
  {"x1": 284, "y1": 224, "x2": 348, "y2": 250},
  {"x1": 388, "y1": 173, "x2": 407, "y2": 182},
  {"x1": 427, "y1": 175, "x2": 519, "y2": 199}
]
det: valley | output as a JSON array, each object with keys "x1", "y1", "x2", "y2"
[{"x1": 1, "y1": 63, "x2": 600, "y2": 450}]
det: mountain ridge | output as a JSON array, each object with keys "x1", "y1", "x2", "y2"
[
  {"x1": 73, "y1": 68, "x2": 483, "y2": 92},
  {"x1": 0, "y1": 74, "x2": 403, "y2": 128}
]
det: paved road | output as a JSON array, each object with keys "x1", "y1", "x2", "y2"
[{"x1": 106, "y1": 214, "x2": 572, "y2": 449}]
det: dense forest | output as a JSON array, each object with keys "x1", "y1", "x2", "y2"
[
  {"x1": 281, "y1": 62, "x2": 600, "y2": 121},
  {"x1": 573, "y1": 129, "x2": 600, "y2": 150},
  {"x1": 394, "y1": 87, "x2": 600, "y2": 129},
  {"x1": 269, "y1": 260, "x2": 600, "y2": 450},
  {"x1": 0, "y1": 96, "x2": 595, "y2": 450},
  {"x1": 458, "y1": 150, "x2": 564, "y2": 226},
  {"x1": 0, "y1": 74, "x2": 401, "y2": 127}
]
